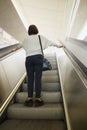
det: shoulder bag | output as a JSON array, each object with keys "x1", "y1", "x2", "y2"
[{"x1": 38, "y1": 35, "x2": 52, "y2": 71}]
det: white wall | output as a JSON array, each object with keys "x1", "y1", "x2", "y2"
[
  {"x1": 70, "y1": 0, "x2": 87, "y2": 40},
  {"x1": 0, "y1": 0, "x2": 27, "y2": 42}
]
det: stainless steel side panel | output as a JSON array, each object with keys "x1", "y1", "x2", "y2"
[
  {"x1": 0, "y1": 63, "x2": 11, "y2": 105},
  {"x1": 0, "y1": 49, "x2": 26, "y2": 115},
  {"x1": 56, "y1": 48, "x2": 87, "y2": 130},
  {"x1": 1, "y1": 49, "x2": 26, "y2": 89}
]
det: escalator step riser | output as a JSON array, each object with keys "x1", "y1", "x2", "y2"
[
  {"x1": 25, "y1": 76, "x2": 59, "y2": 83},
  {"x1": 16, "y1": 92, "x2": 63, "y2": 103},
  {"x1": 22, "y1": 83, "x2": 61, "y2": 92},
  {"x1": 42, "y1": 70, "x2": 58, "y2": 75},
  {"x1": 42, "y1": 77, "x2": 59, "y2": 82}
]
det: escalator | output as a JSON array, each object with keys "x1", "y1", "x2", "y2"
[{"x1": 0, "y1": 53, "x2": 67, "y2": 130}]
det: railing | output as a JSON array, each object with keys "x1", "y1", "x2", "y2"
[
  {"x1": 64, "y1": 38, "x2": 87, "y2": 78},
  {"x1": 0, "y1": 43, "x2": 21, "y2": 58}
]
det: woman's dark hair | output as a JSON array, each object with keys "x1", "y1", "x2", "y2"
[{"x1": 28, "y1": 25, "x2": 39, "y2": 35}]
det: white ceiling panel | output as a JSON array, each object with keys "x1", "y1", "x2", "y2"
[{"x1": 13, "y1": 0, "x2": 66, "y2": 42}]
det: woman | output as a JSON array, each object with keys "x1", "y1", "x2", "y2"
[{"x1": 22, "y1": 25, "x2": 63, "y2": 107}]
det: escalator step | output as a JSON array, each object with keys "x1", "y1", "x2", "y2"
[
  {"x1": 16, "y1": 92, "x2": 63, "y2": 103},
  {"x1": 7, "y1": 103, "x2": 64, "y2": 120},
  {"x1": 0, "y1": 119, "x2": 66, "y2": 130},
  {"x1": 42, "y1": 70, "x2": 58, "y2": 75},
  {"x1": 42, "y1": 76, "x2": 59, "y2": 82},
  {"x1": 25, "y1": 70, "x2": 60, "y2": 83},
  {"x1": 22, "y1": 82, "x2": 61, "y2": 92}
]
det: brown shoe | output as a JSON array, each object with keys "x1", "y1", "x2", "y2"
[
  {"x1": 24, "y1": 99, "x2": 33, "y2": 107},
  {"x1": 35, "y1": 99, "x2": 44, "y2": 107}
]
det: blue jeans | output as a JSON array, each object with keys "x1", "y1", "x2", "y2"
[{"x1": 25, "y1": 54, "x2": 43, "y2": 98}]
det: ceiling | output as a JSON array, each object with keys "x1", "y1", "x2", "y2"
[
  {"x1": 0, "y1": 0, "x2": 86, "y2": 43},
  {"x1": 11, "y1": 0, "x2": 67, "y2": 42}
]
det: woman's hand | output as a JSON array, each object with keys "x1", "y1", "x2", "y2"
[
  {"x1": 58, "y1": 45, "x2": 65, "y2": 48},
  {"x1": 12, "y1": 46, "x2": 21, "y2": 52}
]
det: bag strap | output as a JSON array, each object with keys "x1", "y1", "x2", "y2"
[{"x1": 38, "y1": 35, "x2": 44, "y2": 57}]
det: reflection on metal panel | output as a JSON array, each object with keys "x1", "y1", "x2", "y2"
[
  {"x1": 0, "y1": 48, "x2": 26, "y2": 115},
  {"x1": 1, "y1": 49, "x2": 26, "y2": 89},
  {"x1": 0, "y1": 63, "x2": 11, "y2": 105},
  {"x1": 65, "y1": 38, "x2": 87, "y2": 67},
  {"x1": 56, "y1": 48, "x2": 87, "y2": 130}
]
